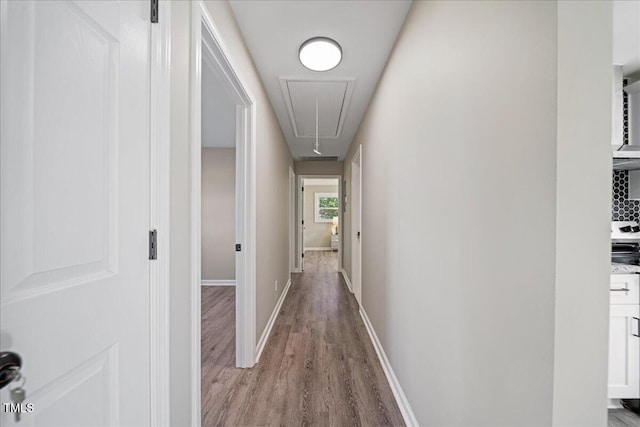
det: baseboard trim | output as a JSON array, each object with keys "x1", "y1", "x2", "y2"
[
  {"x1": 201, "y1": 280, "x2": 236, "y2": 286},
  {"x1": 304, "y1": 247, "x2": 332, "y2": 251},
  {"x1": 340, "y1": 269, "x2": 353, "y2": 293},
  {"x1": 292, "y1": 267, "x2": 301, "y2": 273},
  {"x1": 359, "y1": 307, "x2": 419, "y2": 427},
  {"x1": 608, "y1": 398, "x2": 623, "y2": 409},
  {"x1": 255, "y1": 277, "x2": 292, "y2": 362}
]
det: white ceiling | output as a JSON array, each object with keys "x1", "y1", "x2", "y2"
[
  {"x1": 202, "y1": 53, "x2": 236, "y2": 148},
  {"x1": 614, "y1": 1, "x2": 640, "y2": 77},
  {"x1": 229, "y1": 0, "x2": 412, "y2": 160}
]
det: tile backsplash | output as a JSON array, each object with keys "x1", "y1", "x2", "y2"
[{"x1": 612, "y1": 170, "x2": 640, "y2": 221}]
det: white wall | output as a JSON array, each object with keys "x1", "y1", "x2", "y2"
[
  {"x1": 169, "y1": 2, "x2": 293, "y2": 425},
  {"x1": 553, "y1": 2, "x2": 612, "y2": 426},
  {"x1": 201, "y1": 148, "x2": 235, "y2": 280},
  {"x1": 342, "y1": 1, "x2": 611, "y2": 425},
  {"x1": 303, "y1": 183, "x2": 338, "y2": 248}
]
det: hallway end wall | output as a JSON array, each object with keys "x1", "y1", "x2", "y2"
[
  {"x1": 342, "y1": 1, "x2": 609, "y2": 425},
  {"x1": 169, "y1": 2, "x2": 293, "y2": 425}
]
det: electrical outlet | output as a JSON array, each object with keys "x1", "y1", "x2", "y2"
[{"x1": 275, "y1": 280, "x2": 278, "y2": 291}]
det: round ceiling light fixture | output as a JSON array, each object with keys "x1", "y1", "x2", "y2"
[{"x1": 299, "y1": 37, "x2": 342, "y2": 72}]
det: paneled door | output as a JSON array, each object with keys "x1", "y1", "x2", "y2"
[{"x1": 1, "y1": 1, "x2": 152, "y2": 425}]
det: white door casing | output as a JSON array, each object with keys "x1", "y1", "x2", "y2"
[
  {"x1": 298, "y1": 175, "x2": 343, "y2": 273},
  {"x1": 351, "y1": 146, "x2": 362, "y2": 305},
  {"x1": 300, "y1": 177, "x2": 305, "y2": 271},
  {"x1": 1, "y1": 1, "x2": 152, "y2": 425},
  {"x1": 191, "y1": 2, "x2": 257, "y2": 424},
  {"x1": 289, "y1": 167, "x2": 296, "y2": 273}
]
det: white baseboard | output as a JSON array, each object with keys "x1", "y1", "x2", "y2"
[
  {"x1": 340, "y1": 269, "x2": 353, "y2": 293},
  {"x1": 201, "y1": 280, "x2": 235, "y2": 286},
  {"x1": 304, "y1": 247, "x2": 332, "y2": 251},
  {"x1": 292, "y1": 267, "x2": 301, "y2": 273},
  {"x1": 255, "y1": 277, "x2": 292, "y2": 362},
  {"x1": 608, "y1": 398, "x2": 623, "y2": 409},
  {"x1": 359, "y1": 307, "x2": 419, "y2": 427}
]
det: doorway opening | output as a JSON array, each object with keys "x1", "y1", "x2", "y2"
[
  {"x1": 298, "y1": 176, "x2": 342, "y2": 274},
  {"x1": 191, "y1": 2, "x2": 257, "y2": 424}
]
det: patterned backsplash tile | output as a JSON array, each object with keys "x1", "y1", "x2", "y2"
[{"x1": 612, "y1": 170, "x2": 640, "y2": 222}]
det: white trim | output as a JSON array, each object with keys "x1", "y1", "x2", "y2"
[
  {"x1": 608, "y1": 399, "x2": 623, "y2": 409},
  {"x1": 304, "y1": 247, "x2": 332, "y2": 251},
  {"x1": 292, "y1": 267, "x2": 302, "y2": 273},
  {"x1": 340, "y1": 269, "x2": 353, "y2": 293},
  {"x1": 289, "y1": 167, "x2": 296, "y2": 273},
  {"x1": 350, "y1": 146, "x2": 362, "y2": 305},
  {"x1": 314, "y1": 192, "x2": 339, "y2": 223},
  {"x1": 149, "y1": 2, "x2": 171, "y2": 426},
  {"x1": 359, "y1": 307, "x2": 419, "y2": 427},
  {"x1": 191, "y1": 2, "x2": 257, "y2": 425},
  {"x1": 201, "y1": 280, "x2": 236, "y2": 286},
  {"x1": 255, "y1": 278, "x2": 292, "y2": 362},
  {"x1": 298, "y1": 175, "x2": 343, "y2": 272}
]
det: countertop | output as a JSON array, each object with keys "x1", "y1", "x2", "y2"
[{"x1": 611, "y1": 263, "x2": 640, "y2": 274}]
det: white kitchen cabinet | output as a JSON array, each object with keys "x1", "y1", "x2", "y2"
[{"x1": 608, "y1": 274, "x2": 640, "y2": 399}]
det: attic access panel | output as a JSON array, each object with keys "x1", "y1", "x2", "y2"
[{"x1": 280, "y1": 78, "x2": 354, "y2": 139}]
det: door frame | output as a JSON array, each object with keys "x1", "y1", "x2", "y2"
[
  {"x1": 289, "y1": 167, "x2": 298, "y2": 273},
  {"x1": 351, "y1": 145, "x2": 362, "y2": 304},
  {"x1": 149, "y1": 2, "x2": 171, "y2": 426},
  {"x1": 190, "y1": 0, "x2": 257, "y2": 424},
  {"x1": 298, "y1": 174, "x2": 343, "y2": 272}
]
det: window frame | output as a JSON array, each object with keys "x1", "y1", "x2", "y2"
[{"x1": 314, "y1": 192, "x2": 339, "y2": 223}]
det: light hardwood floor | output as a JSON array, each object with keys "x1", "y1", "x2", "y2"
[
  {"x1": 608, "y1": 409, "x2": 640, "y2": 427},
  {"x1": 200, "y1": 258, "x2": 404, "y2": 426},
  {"x1": 302, "y1": 249, "x2": 338, "y2": 273}
]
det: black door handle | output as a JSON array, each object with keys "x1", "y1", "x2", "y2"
[{"x1": 0, "y1": 351, "x2": 22, "y2": 389}]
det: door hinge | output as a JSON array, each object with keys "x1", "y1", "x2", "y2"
[
  {"x1": 302, "y1": 253, "x2": 304, "y2": 258},
  {"x1": 149, "y1": 230, "x2": 157, "y2": 260},
  {"x1": 302, "y1": 187, "x2": 304, "y2": 192},
  {"x1": 236, "y1": 243, "x2": 242, "y2": 252},
  {"x1": 150, "y1": 0, "x2": 159, "y2": 23},
  {"x1": 302, "y1": 220, "x2": 304, "y2": 225}
]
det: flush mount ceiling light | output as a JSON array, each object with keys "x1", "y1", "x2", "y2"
[{"x1": 299, "y1": 37, "x2": 342, "y2": 72}]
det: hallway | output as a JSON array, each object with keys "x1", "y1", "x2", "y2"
[{"x1": 201, "y1": 267, "x2": 404, "y2": 426}]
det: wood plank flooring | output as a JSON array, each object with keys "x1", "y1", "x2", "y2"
[
  {"x1": 201, "y1": 259, "x2": 405, "y2": 426},
  {"x1": 303, "y1": 250, "x2": 338, "y2": 273},
  {"x1": 608, "y1": 409, "x2": 640, "y2": 427}
]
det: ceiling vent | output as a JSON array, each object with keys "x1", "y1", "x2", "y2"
[
  {"x1": 299, "y1": 156, "x2": 339, "y2": 162},
  {"x1": 280, "y1": 77, "x2": 354, "y2": 139}
]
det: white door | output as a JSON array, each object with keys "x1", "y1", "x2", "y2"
[
  {"x1": 289, "y1": 168, "x2": 295, "y2": 273},
  {"x1": 1, "y1": 1, "x2": 152, "y2": 426},
  {"x1": 608, "y1": 304, "x2": 640, "y2": 398},
  {"x1": 351, "y1": 147, "x2": 362, "y2": 305},
  {"x1": 300, "y1": 181, "x2": 305, "y2": 271}
]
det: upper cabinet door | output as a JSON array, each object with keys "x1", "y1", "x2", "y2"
[{"x1": 0, "y1": 1, "x2": 152, "y2": 425}]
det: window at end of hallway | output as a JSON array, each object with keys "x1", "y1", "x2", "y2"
[{"x1": 315, "y1": 193, "x2": 338, "y2": 223}]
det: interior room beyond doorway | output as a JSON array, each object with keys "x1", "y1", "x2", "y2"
[{"x1": 302, "y1": 178, "x2": 340, "y2": 272}]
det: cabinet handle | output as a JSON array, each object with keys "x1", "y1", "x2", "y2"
[
  {"x1": 610, "y1": 288, "x2": 631, "y2": 292},
  {"x1": 634, "y1": 317, "x2": 640, "y2": 338}
]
